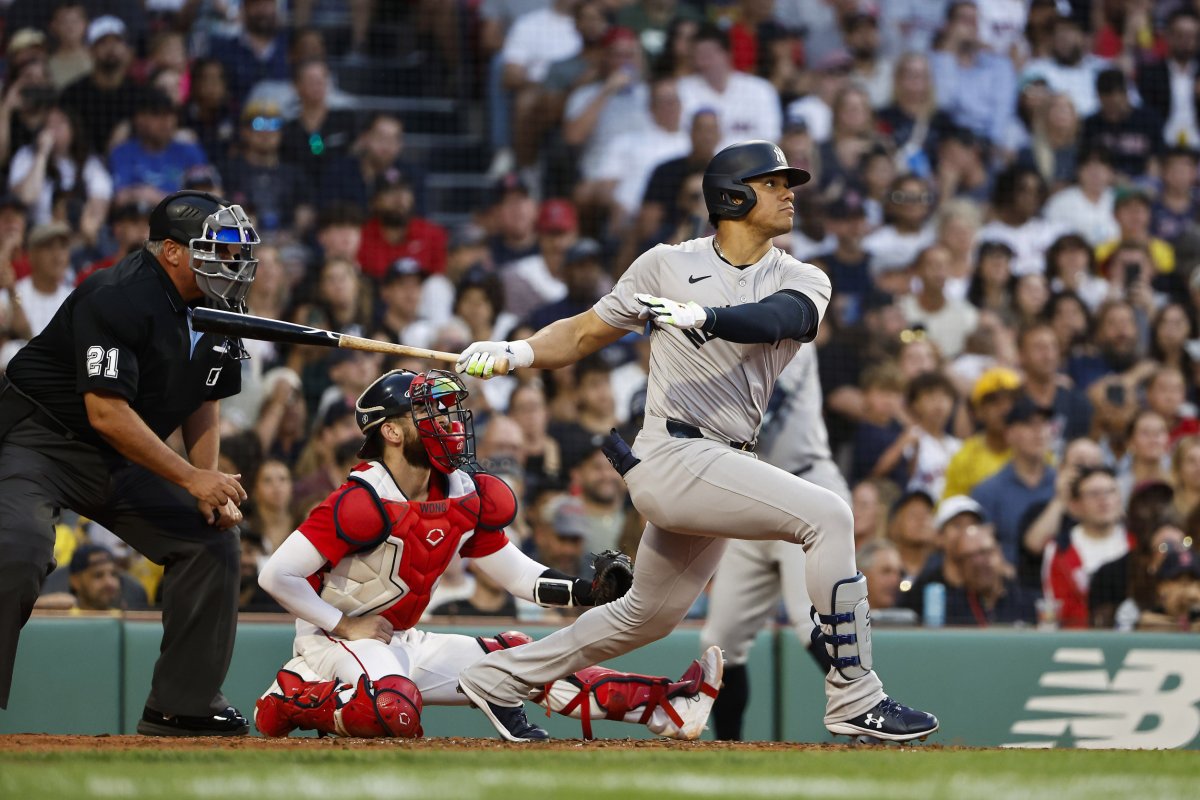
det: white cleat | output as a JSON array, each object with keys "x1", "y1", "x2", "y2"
[{"x1": 658, "y1": 645, "x2": 724, "y2": 741}]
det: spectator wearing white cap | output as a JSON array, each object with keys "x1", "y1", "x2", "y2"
[
  {"x1": 13, "y1": 222, "x2": 73, "y2": 337},
  {"x1": 59, "y1": 15, "x2": 144, "y2": 155},
  {"x1": 900, "y1": 494, "x2": 990, "y2": 619}
]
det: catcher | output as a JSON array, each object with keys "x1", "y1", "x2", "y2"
[{"x1": 253, "y1": 369, "x2": 722, "y2": 740}]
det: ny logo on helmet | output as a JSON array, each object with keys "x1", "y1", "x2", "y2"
[{"x1": 772, "y1": 145, "x2": 786, "y2": 165}]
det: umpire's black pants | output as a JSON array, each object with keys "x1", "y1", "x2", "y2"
[{"x1": 0, "y1": 416, "x2": 240, "y2": 715}]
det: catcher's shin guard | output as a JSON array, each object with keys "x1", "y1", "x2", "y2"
[
  {"x1": 542, "y1": 646, "x2": 723, "y2": 740},
  {"x1": 255, "y1": 670, "x2": 423, "y2": 738},
  {"x1": 816, "y1": 572, "x2": 874, "y2": 681},
  {"x1": 476, "y1": 630, "x2": 534, "y2": 653}
]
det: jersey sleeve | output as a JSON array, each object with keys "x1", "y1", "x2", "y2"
[
  {"x1": 296, "y1": 479, "x2": 388, "y2": 565},
  {"x1": 208, "y1": 353, "x2": 242, "y2": 401},
  {"x1": 776, "y1": 258, "x2": 832, "y2": 329},
  {"x1": 73, "y1": 286, "x2": 141, "y2": 401},
  {"x1": 459, "y1": 527, "x2": 510, "y2": 559},
  {"x1": 592, "y1": 246, "x2": 660, "y2": 332}
]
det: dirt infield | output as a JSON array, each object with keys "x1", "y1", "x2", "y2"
[{"x1": 0, "y1": 734, "x2": 927, "y2": 753}]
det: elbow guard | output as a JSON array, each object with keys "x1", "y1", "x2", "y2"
[{"x1": 533, "y1": 569, "x2": 591, "y2": 607}]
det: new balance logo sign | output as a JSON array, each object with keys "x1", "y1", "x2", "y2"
[
  {"x1": 864, "y1": 714, "x2": 885, "y2": 730},
  {"x1": 1004, "y1": 648, "x2": 1200, "y2": 749}
]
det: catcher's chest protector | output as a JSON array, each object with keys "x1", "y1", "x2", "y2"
[{"x1": 319, "y1": 464, "x2": 481, "y2": 629}]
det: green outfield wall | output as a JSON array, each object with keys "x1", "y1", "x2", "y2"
[{"x1": 3, "y1": 616, "x2": 1198, "y2": 748}]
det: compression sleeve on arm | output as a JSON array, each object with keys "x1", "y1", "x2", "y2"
[
  {"x1": 258, "y1": 532, "x2": 345, "y2": 632},
  {"x1": 702, "y1": 289, "x2": 819, "y2": 344},
  {"x1": 472, "y1": 541, "x2": 552, "y2": 604}
]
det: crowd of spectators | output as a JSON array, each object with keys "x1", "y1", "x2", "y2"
[{"x1": 4, "y1": 0, "x2": 1200, "y2": 633}]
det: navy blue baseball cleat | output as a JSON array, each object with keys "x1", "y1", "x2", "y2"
[
  {"x1": 826, "y1": 696, "x2": 938, "y2": 743},
  {"x1": 458, "y1": 681, "x2": 549, "y2": 742}
]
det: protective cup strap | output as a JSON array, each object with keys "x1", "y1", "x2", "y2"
[{"x1": 819, "y1": 572, "x2": 874, "y2": 681}]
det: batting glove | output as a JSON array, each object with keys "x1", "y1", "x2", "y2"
[
  {"x1": 635, "y1": 293, "x2": 711, "y2": 330},
  {"x1": 455, "y1": 340, "x2": 534, "y2": 379}
]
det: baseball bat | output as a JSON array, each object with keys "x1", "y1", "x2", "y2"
[{"x1": 190, "y1": 308, "x2": 509, "y2": 374}]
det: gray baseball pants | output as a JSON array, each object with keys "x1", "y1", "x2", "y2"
[{"x1": 459, "y1": 416, "x2": 883, "y2": 725}]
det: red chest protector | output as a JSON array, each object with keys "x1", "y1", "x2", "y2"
[{"x1": 312, "y1": 465, "x2": 515, "y2": 630}]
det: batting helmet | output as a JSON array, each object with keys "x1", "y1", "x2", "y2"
[
  {"x1": 702, "y1": 140, "x2": 811, "y2": 221},
  {"x1": 149, "y1": 190, "x2": 260, "y2": 312}
]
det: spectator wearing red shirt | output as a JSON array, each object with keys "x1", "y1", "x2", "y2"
[
  {"x1": 0, "y1": 196, "x2": 31, "y2": 282},
  {"x1": 727, "y1": 0, "x2": 777, "y2": 73},
  {"x1": 356, "y1": 174, "x2": 447, "y2": 281},
  {"x1": 1045, "y1": 466, "x2": 1136, "y2": 628}
]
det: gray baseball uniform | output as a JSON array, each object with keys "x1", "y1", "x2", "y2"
[
  {"x1": 459, "y1": 237, "x2": 883, "y2": 726},
  {"x1": 701, "y1": 344, "x2": 851, "y2": 670}
]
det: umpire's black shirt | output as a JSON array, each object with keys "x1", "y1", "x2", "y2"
[{"x1": 6, "y1": 249, "x2": 241, "y2": 452}]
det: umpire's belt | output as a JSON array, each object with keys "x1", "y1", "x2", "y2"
[
  {"x1": 664, "y1": 418, "x2": 756, "y2": 453},
  {"x1": 0, "y1": 377, "x2": 77, "y2": 441}
]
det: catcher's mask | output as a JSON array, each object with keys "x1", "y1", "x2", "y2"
[
  {"x1": 355, "y1": 369, "x2": 475, "y2": 473},
  {"x1": 409, "y1": 370, "x2": 475, "y2": 474}
]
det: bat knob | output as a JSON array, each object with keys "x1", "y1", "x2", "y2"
[{"x1": 493, "y1": 356, "x2": 511, "y2": 375}]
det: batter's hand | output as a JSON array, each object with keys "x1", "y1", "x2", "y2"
[
  {"x1": 635, "y1": 293, "x2": 709, "y2": 330},
  {"x1": 456, "y1": 340, "x2": 533, "y2": 379},
  {"x1": 332, "y1": 614, "x2": 394, "y2": 643},
  {"x1": 185, "y1": 469, "x2": 247, "y2": 509}
]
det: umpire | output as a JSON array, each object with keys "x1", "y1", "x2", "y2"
[{"x1": 0, "y1": 191, "x2": 259, "y2": 735}]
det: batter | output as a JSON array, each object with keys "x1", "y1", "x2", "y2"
[{"x1": 455, "y1": 140, "x2": 938, "y2": 743}]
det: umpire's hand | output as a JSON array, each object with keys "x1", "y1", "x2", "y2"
[
  {"x1": 200, "y1": 499, "x2": 243, "y2": 530},
  {"x1": 186, "y1": 469, "x2": 247, "y2": 526}
]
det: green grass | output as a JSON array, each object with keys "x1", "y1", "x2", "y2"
[{"x1": 2, "y1": 748, "x2": 1197, "y2": 800}]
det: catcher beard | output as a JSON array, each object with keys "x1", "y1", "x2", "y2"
[{"x1": 253, "y1": 369, "x2": 722, "y2": 740}]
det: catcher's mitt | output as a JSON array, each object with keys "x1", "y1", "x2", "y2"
[{"x1": 589, "y1": 549, "x2": 634, "y2": 605}]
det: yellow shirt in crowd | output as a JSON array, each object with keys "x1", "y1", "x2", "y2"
[{"x1": 941, "y1": 435, "x2": 1012, "y2": 500}]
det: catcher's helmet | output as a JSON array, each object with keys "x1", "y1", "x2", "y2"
[
  {"x1": 355, "y1": 369, "x2": 476, "y2": 474},
  {"x1": 702, "y1": 140, "x2": 811, "y2": 221},
  {"x1": 149, "y1": 190, "x2": 259, "y2": 313}
]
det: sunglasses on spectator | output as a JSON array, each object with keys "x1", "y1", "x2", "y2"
[
  {"x1": 889, "y1": 191, "x2": 934, "y2": 205},
  {"x1": 250, "y1": 116, "x2": 283, "y2": 132},
  {"x1": 1159, "y1": 538, "x2": 1195, "y2": 553},
  {"x1": 899, "y1": 327, "x2": 927, "y2": 344}
]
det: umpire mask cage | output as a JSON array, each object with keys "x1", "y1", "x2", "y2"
[
  {"x1": 189, "y1": 204, "x2": 260, "y2": 313},
  {"x1": 702, "y1": 140, "x2": 811, "y2": 222},
  {"x1": 409, "y1": 370, "x2": 475, "y2": 474}
]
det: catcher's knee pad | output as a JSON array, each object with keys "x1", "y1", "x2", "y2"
[
  {"x1": 816, "y1": 572, "x2": 874, "y2": 681},
  {"x1": 339, "y1": 675, "x2": 424, "y2": 738},
  {"x1": 476, "y1": 630, "x2": 533, "y2": 653}
]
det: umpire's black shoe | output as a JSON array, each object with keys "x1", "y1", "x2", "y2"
[
  {"x1": 137, "y1": 705, "x2": 250, "y2": 737},
  {"x1": 826, "y1": 696, "x2": 938, "y2": 743},
  {"x1": 458, "y1": 682, "x2": 549, "y2": 742}
]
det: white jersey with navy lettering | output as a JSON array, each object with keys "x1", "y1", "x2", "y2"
[{"x1": 592, "y1": 236, "x2": 831, "y2": 444}]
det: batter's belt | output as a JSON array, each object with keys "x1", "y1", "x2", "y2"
[{"x1": 645, "y1": 415, "x2": 757, "y2": 453}]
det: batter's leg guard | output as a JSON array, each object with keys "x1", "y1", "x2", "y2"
[
  {"x1": 541, "y1": 645, "x2": 723, "y2": 741},
  {"x1": 816, "y1": 573, "x2": 874, "y2": 681},
  {"x1": 254, "y1": 670, "x2": 423, "y2": 738}
]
